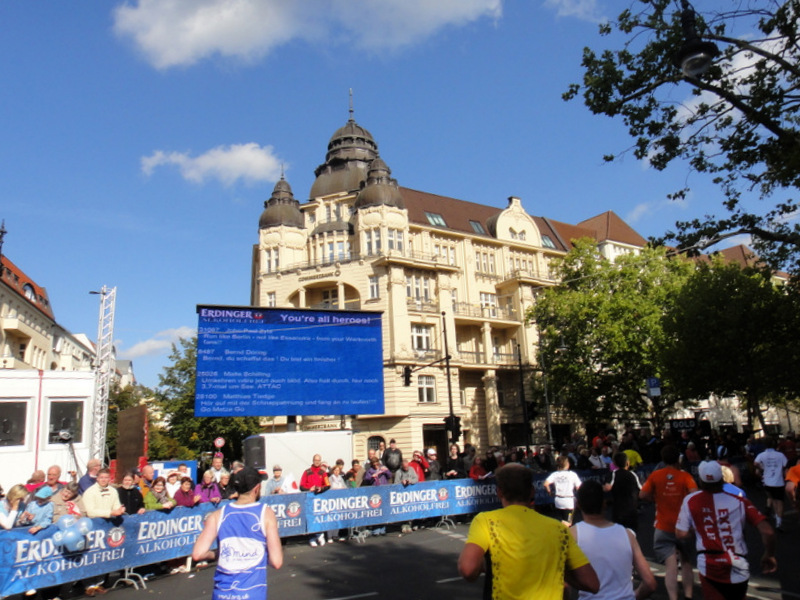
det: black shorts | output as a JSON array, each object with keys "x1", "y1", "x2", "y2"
[
  {"x1": 700, "y1": 575, "x2": 748, "y2": 600},
  {"x1": 765, "y1": 485, "x2": 785, "y2": 500}
]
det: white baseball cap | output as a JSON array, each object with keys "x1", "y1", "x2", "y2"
[{"x1": 698, "y1": 461, "x2": 722, "y2": 483}]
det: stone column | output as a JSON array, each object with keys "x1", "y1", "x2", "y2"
[{"x1": 482, "y1": 370, "x2": 502, "y2": 446}]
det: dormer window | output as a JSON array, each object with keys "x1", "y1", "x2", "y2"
[
  {"x1": 541, "y1": 235, "x2": 556, "y2": 249},
  {"x1": 425, "y1": 212, "x2": 447, "y2": 227},
  {"x1": 470, "y1": 221, "x2": 486, "y2": 234},
  {"x1": 22, "y1": 283, "x2": 35, "y2": 302}
]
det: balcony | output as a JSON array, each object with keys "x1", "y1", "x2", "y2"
[
  {"x1": 407, "y1": 298, "x2": 439, "y2": 313},
  {"x1": 452, "y1": 302, "x2": 518, "y2": 322}
]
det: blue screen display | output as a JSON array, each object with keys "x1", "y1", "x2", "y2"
[{"x1": 195, "y1": 306, "x2": 384, "y2": 416}]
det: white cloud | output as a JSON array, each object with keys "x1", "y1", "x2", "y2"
[
  {"x1": 542, "y1": 0, "x2": 604, "y2": 22},
  {"x1": 626, "y1": 194, "x2": 689, "y2": 224},
  {"x1": 141, "y1": 143, "x2": 283, "y2": 186},
  {"x1": 113, "y1": 0, "x2": 502, "y2": 69},
  {"x1": 121, "y1": 326, "x2": 196, "y2": 359}
]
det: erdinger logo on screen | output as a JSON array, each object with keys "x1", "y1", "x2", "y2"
[
  {"x1": 437, "y1": 488, "x2": 449, "y2": 501},
  {"x1": 107, "y1": 527, "x2": 125, "y2": 548},
  {"x1": 369, "y1": 494, "x2": 382, "y2": 509},
  {"x1": 200, "y1": 308, "x2": 255, "y2": 319},
  {"x1": 287, "y1": 501, "x2": 301, "y2": 518}
]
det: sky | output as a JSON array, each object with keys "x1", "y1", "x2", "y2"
[{"x1": 1, "y1": 1, "x2": 738, "y2": 389}]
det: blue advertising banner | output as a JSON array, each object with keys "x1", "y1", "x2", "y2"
[
  {"x1": 195, "y1": 306, "x2": 384, "y2": 417},
  {"x1": 0, "y1": 471, "x2": 613, "y2": 597}
]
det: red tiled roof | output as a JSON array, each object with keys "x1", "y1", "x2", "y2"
[
  {"x1": 546, "y1": 218, "x2": 597, "y2": 250},
  {"x1": 577, "y1": 211, "x2": 648, "y2": 247},
  {"x1": 0, "y1": 255, "x2": 55, "y2": 320}
]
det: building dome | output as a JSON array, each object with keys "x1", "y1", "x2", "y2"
[
  {"x1": 355, "y1": 157, "x2": 404, "y2": 209},
  {"x1": 309, "y1": 116, "x2": 379, "y2": 198},
  {"x1": 259, "y1": 176, "x2": 304, "y2": 229}
]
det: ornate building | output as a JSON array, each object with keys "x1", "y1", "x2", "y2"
[{"x1": 250, "y1": 113, "x2": 632, "y2": 457}]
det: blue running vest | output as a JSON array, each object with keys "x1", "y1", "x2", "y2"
[{"x1": 213, "y1": 502, "x2": 269, "y2": 600}]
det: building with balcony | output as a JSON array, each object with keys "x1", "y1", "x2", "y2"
[{"x1": 250, "y1": 114, "x2": 640, "y2": 457}]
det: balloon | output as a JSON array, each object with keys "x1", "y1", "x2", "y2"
[
  {"x1": 57, "y1": 515, "x2": 77, "y2": 531},
  {"x1": 52, "y1": 531, "x2": 64, "y2": 545},
  {"x1": 76, "y1": 517, "x2": 94, "y2": 535},
  {"x1": 62, "y1": 527, "x2": 85, "y2": 552}
]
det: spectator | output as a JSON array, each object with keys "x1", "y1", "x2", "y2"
[
  {"x1": 344, "y1": 460, "x2": 364, "y2": 488},
  {"x1": 219, "y1": 472, "x2": 238, "y2": 500},
  {"x1": 394, "y1": 458, "x2": 419, "y2": 486},
  {"x1": 209, "y1": 453, "x2": 229, "y2": 483},
  {"x1": 329, "y1": 464, "x2": 347, "y2": 489},
  {"x1": 571, "y1": 480, "x2": 656, "y2": 600},
  {"x1": 24, "y1": 470, "x2": 46, "y2": 493},
  {"x1": 382, "y1": 439, "x2": 403, "y2": 474},
  {"x1": 117, "y1": 472, "x2": 146, "y2": 516},
  {"x1": 544, "y1": 455, "x2": 582, "y2": 524},
  {"x1": 534, "y1": 446, "x2": 555, "y2": 472},
  {"x1": 469, "y1": 456, "x2": 490, "y2": 480},
  {"x1": 78, "y1": 459, "x2": 102, "y2": 495},
  {"x1": 376, "y1": 440, "x2": 386, "y2": 460},
  {"x1": 52, "y1": 482, "x2": 85, "y2": 521},
  {"x1": 588, "y1": 446, "x2": 606, "y2": 470},
  {"x1": 603, "y1": 452, "x2": 642, "y2": 533},
  {"x1": 445, "y1": 444, "x2": 467, "y2": 479},
  {"x1": 45, "y1": 465, "x2": 66, "y2": 494},
  {"x1": 409, "y1": 451, "x2": 428, "y2": 482},
  {"x1": 173, "y1": 477, "x2": 200, "y2": 508},
  {"x1": 363, "y1": 456, "x2": 392, "y2": 486},
  {"x1": 83, "y1": 468, "x2": 125, "y2": 518},
  {"x1": 262, "y1": 465, "x2": 296, "y2": 494},
  {"x1": 300, "y1": 455, "x2": 330, "y2": 547},
  {"x1": 1, "y1": 485, "x2": 27, "y2": 529},
  {"x1": 144, "y1": 476, "x2": 176, "y2": 511},
  {"x1": 425, "y1": 448, "x2": 443, "y2": 480},
  {"x1": 196, "y1": 470, "x2": 223, "y2": 504},
  {"x1": 139, "y1": 464, "x2": 156, "y2": 497},
  {"x1": 231, "y1": 460, "x2": 245, "y2": 473},
  {"x1": 23, "y1": 485, "x2": 55, "y2": 534},
  {"x1": 165, "y1": 471, "x2": 181, "y2": 498}
]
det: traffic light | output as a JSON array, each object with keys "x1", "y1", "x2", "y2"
[
  {"x1": 402, "y1": 365, "x2": 412, "y2": 386},
  {"x1": 444, "y1": 415, "x2": 461, "y2": 442}
]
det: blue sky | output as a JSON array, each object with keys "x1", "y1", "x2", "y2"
[{"x1": 1, "y1": 1, "x2": 733, "y2": 388}]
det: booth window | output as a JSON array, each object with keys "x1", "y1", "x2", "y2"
[
  {"x1": 48, "y1": 400, "x2": 84, "y2": 444},
  {"x1": 0, "y1": 401, "x2": 27, "y2": 447}
]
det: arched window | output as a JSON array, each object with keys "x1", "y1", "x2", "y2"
[{"x1": 367, "y1": 435, "x2": 385, "y2": 451}]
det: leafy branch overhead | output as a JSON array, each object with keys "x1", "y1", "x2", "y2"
[{"x1": 565, "y1": 0, "x2": 800, "y2": 276}]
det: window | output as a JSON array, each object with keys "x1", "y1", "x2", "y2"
[
  {"x1": 0, "y1": 401, "x2": 27, "y2": 447},
  {"x1": 396, "y1": 231, "x2": 404, "y2": 252},
  {"x1": 365, "y1": 229, "x2": 381, "y2": 255},
  {"x1": 425, "y1": 212, "x2": 447, "y2": 227},
  {"x1": 23, "y1": 283, "x2": 36, "y2": 301},
  {"x1": 368, "y1": 276, "x2": 380, "y2": 300},
  {"x1": 406, "y1": 273, "x2": 432, "y2": 302},
  {"x1": 418, "y1": 375, "x2": 436, "y2": 403},
  {"x1": 322, "y1": 289, "x2": 338, "y2": 308},
  {"x1": 480, "y1": 292, "x2": 497, "y2": 317},
  {"x1": 541, "y1": 235, "x2": 556, "y2": 249},
  {"x1": 412, "y1": 325, "x2": 432, "y2": 351},
  {"x1": 337, "y1": 241, "x2": 347, "y2": 260},
  {"x1": 327, "y1": 242, "x2": 335, "y2": 263},
  {"x1": 365, "y1": 231, "x2": 374, "y2": 255},
  {"x1": 267, "y1": 292, "x2": 277, "y2": 307},
  {"x1": 368, "y1": 435, "x2": 385, "y2": 451},
  {"x1": 470, "y1": 220, "x2": 486, "y2": 234},
  {"x1": 48, "y1": 400, "x2": 83, "y2": 445}
]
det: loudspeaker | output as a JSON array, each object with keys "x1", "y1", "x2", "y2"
[{"x1": 243, "y1": 435, "x2": 266, "y2": 470}]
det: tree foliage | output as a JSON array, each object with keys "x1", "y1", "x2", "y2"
[
  {"x1": 565, "y1": 1, "x2": 800, "y2": 276},
  {"x1": 152, "y1": 337, "x2": 263, "y2": 460},
  {"x1": 527, "y1": 239, "x2": 693, "y2": 429},
  {"x1": 662, "y1": 257, "x2": 800, "y2": 428}
]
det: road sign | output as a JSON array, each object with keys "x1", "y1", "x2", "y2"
[
  {"x1": 214, "y1": 437, "x2": 225, "y2": 449},
  {"x1": 646, "y1": 377, "x2": 661, "y2": 397}
]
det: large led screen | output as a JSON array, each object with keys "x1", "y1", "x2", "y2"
[{"x1": 195, "y1": 305, "x2": 384, "y2": 417}]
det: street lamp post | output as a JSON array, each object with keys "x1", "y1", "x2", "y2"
[
  {"x1": 674, "y1": 0, "x2": 719, "y2": 77},
  {"x1": 538, "y1": 336, "x2": 554, "y2": 448},
  {"x1": 517, "y1": 342, "x2": 532, "y2": 456}
]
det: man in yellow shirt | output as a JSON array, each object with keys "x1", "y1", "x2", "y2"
[{"x1": 458, "y1": 464, "x2": 599, "y2": 599}]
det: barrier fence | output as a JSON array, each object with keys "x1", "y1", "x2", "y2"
[{"x1": 0, "y1": 469, "x2": 615, "y2": 597}]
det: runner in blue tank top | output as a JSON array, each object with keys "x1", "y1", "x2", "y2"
[{"x1": 193, "y1": 467, "x2": 283, "y2": 600}]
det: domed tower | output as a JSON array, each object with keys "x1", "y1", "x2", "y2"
[
  {"x1": 309, "y1": 110, "x2": 379, "y2": 199},
  {"x1": 355, "y1": 156, "x2": 405, "y2": 210},
  {"x1": 259, "y1": 175, "x2": 304, "y2": 230}
]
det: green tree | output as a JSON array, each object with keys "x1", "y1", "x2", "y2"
[
  {"x1": 662, "y1": 258, "x2": 800, "y2": 430},
  {"x1": 564, "y1": 1, "x2": 800, "y2": 276},
  {"x1": 153, "y1": 336, "x2": 263, "y2": 460},
  {"x1": 527, "y1": 239, "x2": 693, "y2": 430}
]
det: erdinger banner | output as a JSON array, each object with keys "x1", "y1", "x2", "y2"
[
  {"x1": 304, "y1": 480, "x2": 502, "y2": 533},
  {"x1": 0, "y1": 504, "x2": 217, "y2": 597},
  {"x1": 0, "y1": 473, "x2": 606, "y2": 596}
]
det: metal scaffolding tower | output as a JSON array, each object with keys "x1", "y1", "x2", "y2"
[{"x1": 90, "y1": 286, "x2": 116, "y2": 461}]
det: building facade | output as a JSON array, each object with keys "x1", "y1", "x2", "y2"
[{"x1": 250, "y1": 116, "x2": 630, "y2": 457}]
